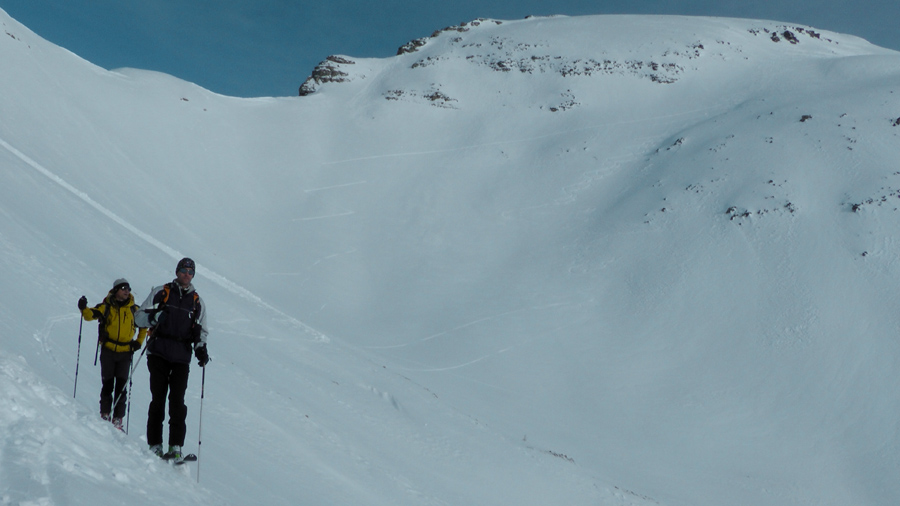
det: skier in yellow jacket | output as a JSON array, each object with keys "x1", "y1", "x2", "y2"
[{"x1": 78, "y1": 278, "x2": 148, "y2": 430}]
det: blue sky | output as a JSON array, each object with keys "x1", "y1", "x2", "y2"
[{"x1": 1, "y1": 0, "x2": 897, "y2": 97}]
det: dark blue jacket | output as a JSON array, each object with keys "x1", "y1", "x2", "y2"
[{"x1": 137, "y1": 281, "x2": 208, "y2": 364}]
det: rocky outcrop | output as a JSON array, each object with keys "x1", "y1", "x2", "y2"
[
  {"x1": 396, "y1": 19, "x2": 502, "y2": 55},
  {"x1": 298, "y1": 55, "x2": 356, "y2": 96},
  {"x1": 748, "y1": 25, "x2": 833, "y2": 44}
]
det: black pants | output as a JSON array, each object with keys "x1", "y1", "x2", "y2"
[
  {"x1": 146, "y1": 354, "x2": 190, "y2": 447},
  {"x1": 99, "y1": 347, "x2": 132, "y2": 419}
]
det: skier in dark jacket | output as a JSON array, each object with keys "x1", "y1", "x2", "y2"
[
  {"x1": 136, "y1": 258, "x2": 209, "y2": 462},
  {"x1": 78, "y1": 278, "x2": 147, "y2": 430}
]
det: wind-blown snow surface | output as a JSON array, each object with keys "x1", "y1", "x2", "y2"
[{"x1": 2, "y1": 9, "x2": 900, "y2": 505}]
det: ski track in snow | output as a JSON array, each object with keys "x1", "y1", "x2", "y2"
[
  {"x1": 367, "y1": 301, "x2": 576, "y2": 351},
  {"x1": 321, "y1": 103, "x2": 728, "y2": 167},
  {"x1": 365, "y1": 304, "x2": 582, "y2": 373},
  {"x1": 406, "y1": 321, "x2": 577, "y2": 374},
  {"x1": 364, "y1": 307, "x2": 532, "y2": 350},
  {"x1": 0, "y1": 136, "x2": 330, "y2": 343},
  {"x1": 265, "y1": 249, "x2": 358, "y2": 277},
  {"x1": 303, "y1": 181, "x2": 368, "y2": 192},
  {"x1": 34, "y1": 313, "x2": 81, "y2": 383},
  {"x1": 292, "y1": 211, "x2": 356, "y2": 222}
]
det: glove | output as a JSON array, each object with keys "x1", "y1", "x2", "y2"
[
  {"x1": 77, "y1": 296, "x2": 87, "y2": 310},
  {"x1": 145, "y1": 302, "x2": 166, "y2": 326},
  {"x1": 194, "y1": 344, "x2": 209, "y2": 367},
  {"x1": 129, "y1": 340, "x2": 141, "y2": 351}
]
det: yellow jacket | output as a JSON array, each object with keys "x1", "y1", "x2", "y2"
[{"x1": 81, "y1": 291, "x2": 148, "y2": 353}]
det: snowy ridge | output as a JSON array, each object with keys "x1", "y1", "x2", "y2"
[
  {"x1": 3, "y1": 7, "x2": 900, "y2": 506},
  {"x1": 303, "y1": 15, "x2": 888, "y2": 103}
]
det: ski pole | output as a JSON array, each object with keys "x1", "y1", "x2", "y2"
[
  {"x1": 93, "y1": 336, "x2": 101, "y2": 366},
  {"x1": 125, "y1": 352, "x2": 134, "y2": 434},
  {"x1": 197, "y1": 366, "x2": 206, "y2": 483},
  {"x1": 73, "y1": 317, "x2": 84, "y2": 398}
]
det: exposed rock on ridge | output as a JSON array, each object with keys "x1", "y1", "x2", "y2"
[
  {"x1": 297, "y1": 16, "x2": 858, "y2": 99},
  {"x1": 298, "y1": 55, "x2": 356, "y2": 96}
]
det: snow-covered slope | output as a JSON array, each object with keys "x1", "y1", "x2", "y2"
[{"x1": 2, "y1": 9, "x2": 900, "y2": 505}]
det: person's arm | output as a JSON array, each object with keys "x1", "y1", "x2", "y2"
[
  {"x1": 134, "y1": 286, "x2": 163, "y2": 328},
  {"x1": 193, "y1": 296, "x2": 209, "y2": 346},
  {"x1": 136, "y1": 327, "x2": 148, "y2": 346},
  {"x1": 81, "y1": 302, "x2": 104, "y2": 322}
]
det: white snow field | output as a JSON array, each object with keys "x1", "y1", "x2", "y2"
[{"x1": 2, "y1": 9, "x2": 900, "y2": 505}]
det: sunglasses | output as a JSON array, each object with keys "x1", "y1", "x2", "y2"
[
  {"x1": 178, "y1": 268, "x2": 195, "y2": 276},
  {"x1": 117, "y1": 285, "x2": 131, "y2": 292}
]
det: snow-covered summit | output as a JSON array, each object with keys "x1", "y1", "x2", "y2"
[{"x1": 299, "y1": 15, "x2": 894, "y2": 99}]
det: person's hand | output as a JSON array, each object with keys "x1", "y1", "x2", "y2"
[
  {"x1": 146, "y1": 302, "x2": 166, "y2": 326},
  {"x1": 194, "y1": 344, "x2": 209, "y2": 367},
  {"x1": 77, "y1": 296, "x2": 87, "y2": 310},
  {"x1": 129, "y1": 340, "x2": 141, "y2": 351}
]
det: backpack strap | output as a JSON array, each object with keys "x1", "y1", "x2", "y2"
[
  {"x1": 97, "y1": 301, "x2": 113, "y2": 343},
  {"x1": 161, "y1": 283, "x2": 199, "y2": 311}
]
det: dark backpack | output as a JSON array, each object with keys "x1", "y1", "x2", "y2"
[
  {"x1": 152, "y1": 283, "x2": 200, "y2": 341},
  {"x1": 95, "y1": 302, "x2": 112, "y2": 343}
]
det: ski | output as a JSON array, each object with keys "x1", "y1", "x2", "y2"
[
  {"x1": 162, "y1": 452, "x2": 198, "y2": 465},
  {"x1": 174, "y1": 453, "x2": 198, "y2": 465}
]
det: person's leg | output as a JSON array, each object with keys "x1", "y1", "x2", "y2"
[
  {"x1": 167, "y1": 362, "x2": 191, "y2": 447},
  {"x1": 98, "y1": 348, "x2": 115, "y2": 418},
  {"x1": 146, "y1": 355, "x2": 171, "y2": 446},
  {"x1": 112, "y1": 353, "x2": 131, "y2": 419}
]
